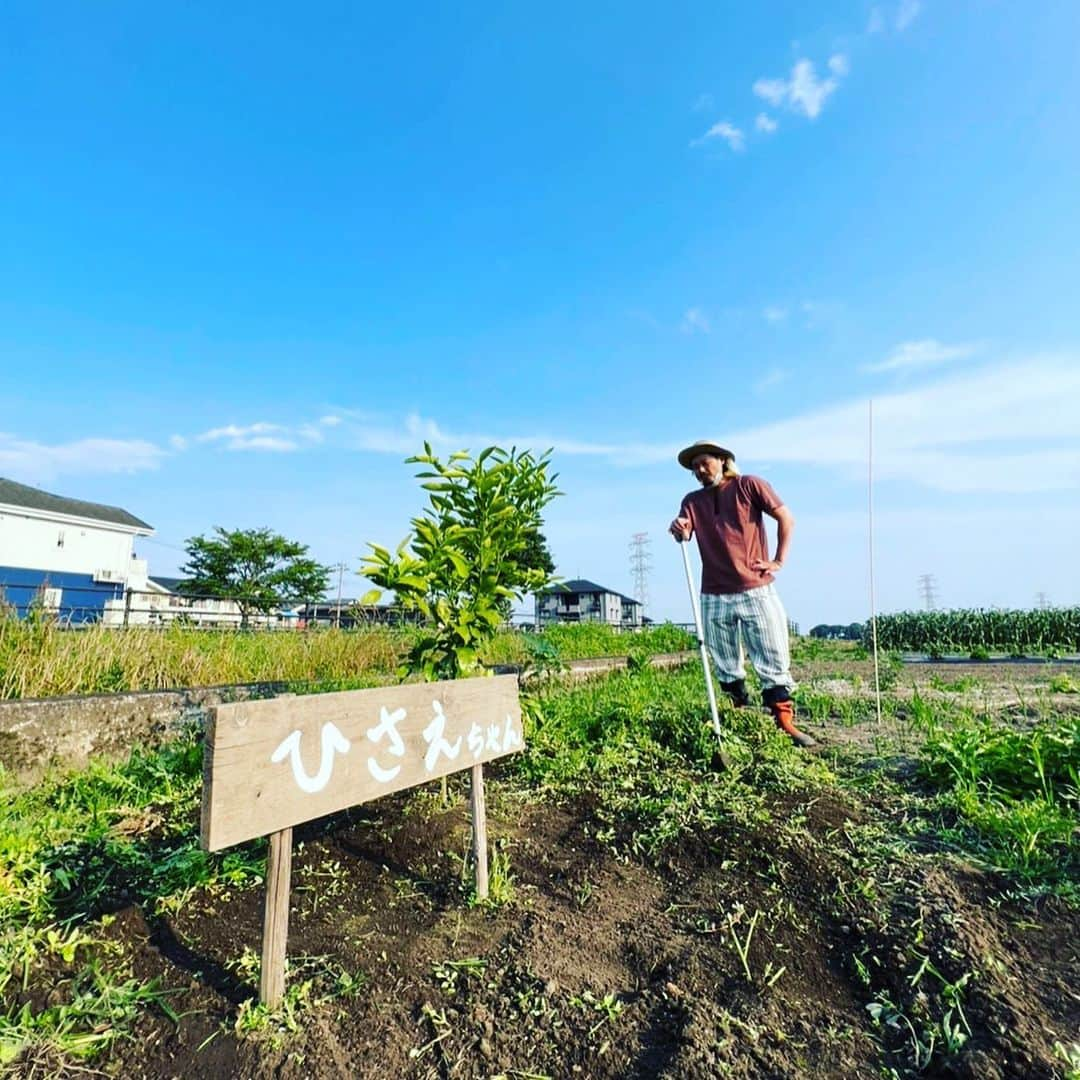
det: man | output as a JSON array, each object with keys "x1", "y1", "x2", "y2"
[{"x1": 670, "y1": 439, "x2": 816, "y2": 748}]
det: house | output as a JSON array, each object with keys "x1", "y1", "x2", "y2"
[
  {"x1": 535, "y1": 578, "x2": 644, "y2": 628},
  {"x1": 295, "y1": 600, "x2": 422, "y2": 629},
  {"x1": 125, "y1": 576, "x2": 300, "y2": 629},
  {"x1": 0, "y1": 476, "x2": 154, "y2": 624}
]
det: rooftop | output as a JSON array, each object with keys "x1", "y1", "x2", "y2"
[
  {"x1": 0, "y1": 477, "x2": 153, "y2": 532},
  {"x1": 539, "y1": 578, "x2": 642, "y2": 606}
]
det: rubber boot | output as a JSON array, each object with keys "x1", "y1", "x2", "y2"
[
  {"x1": 720, "y1": 679, "x2": 750, "y2": 708},
  {"x1": 763, "y1": 689, "x2": 817, "y2": 748}
]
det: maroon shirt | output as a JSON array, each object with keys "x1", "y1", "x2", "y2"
[{"x1": 679, "y1": 475, "x2": 784, "y2": 594}]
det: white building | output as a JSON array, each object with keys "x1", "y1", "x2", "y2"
[
  {"x1": 131, "y1": 576, "x2": 299, "y2": 629},
  {"x1": 535, "y1": 578, "x2": 644, "y2": 628},
  {"x1": 0, "y1": 476, "x2": 154, "y2": 624}
]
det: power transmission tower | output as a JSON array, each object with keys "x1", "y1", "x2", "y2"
[
  {"x1": 1036, "y1": 591, "x2": 1050, "y2": 610},
  {"x1": 332, "y1": 562, "x2": 349, "y2": 628},
  {"x1": 917, "y1": 573, "x2": 938, "y2": 611},
  {"x1": 629, "y1": 533, "x2": 652, "y2": 613}
]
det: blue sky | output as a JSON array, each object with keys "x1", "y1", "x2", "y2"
[{"x1": 2, "y1": 1, "x2": 1079, "y2": 627}]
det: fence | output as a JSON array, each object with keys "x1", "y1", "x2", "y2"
[
  {"x1": 0, "y1": 581, "x2": 421, "y2": 630},
  {"x1": 1, "y1": 581, "x2": 788, "y2": 636}
]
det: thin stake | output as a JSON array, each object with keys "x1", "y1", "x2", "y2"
[
  {"x1": 868, "y1": 400, "x2": 883, "y2": 727},
  {"x1": 470, "y1": 763, "x2": 489, "y2": 900},
  {"x1": 260, "y1": 826, "x2": 293, "y2": 1008},
  {"x1": 680, "y1": 540, "x2": 725, "y2": 747}
]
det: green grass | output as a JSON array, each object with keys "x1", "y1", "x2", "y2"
[
  {"x1": 0, "y1": 736, "x2": 268, "y2": 1065},
  {"x1": 515, "y1": 662, "x2": 831, "y2": 855},
  {"x1": 911, "y1": 700, "x2": 1079, "y2": 889}
]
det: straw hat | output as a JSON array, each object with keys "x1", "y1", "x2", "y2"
[{"x1": 677, "y1": 439, "x2": 735, "y2": 470}]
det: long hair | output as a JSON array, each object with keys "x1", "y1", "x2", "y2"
[{"x1": 721, "y1": 455, "x2": 740, "y2": 478}]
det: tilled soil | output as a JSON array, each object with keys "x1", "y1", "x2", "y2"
[{"x1": 12, "y1": 773, "x2": 1076, "y2": 1080}]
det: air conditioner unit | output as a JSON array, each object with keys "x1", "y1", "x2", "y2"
[{"x1": 93, "y1": 569, "x2": 124, "y2": 584}]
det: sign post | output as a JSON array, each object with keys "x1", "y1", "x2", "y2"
[
  {"x1": 470, "y1": 763, "x2": 489, "y2": 899},
  {"x1": 200, "y1": 675, "x2": 523, "y2": 1006}
]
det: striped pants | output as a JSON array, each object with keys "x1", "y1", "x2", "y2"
[{"x1": 700, "y1": 584, "x2": 795, "y2": 692}]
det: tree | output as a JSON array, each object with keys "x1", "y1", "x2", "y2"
[
  {"x1": 361, "y1": 444, "x2": 561, "y2": 680},
  {"x1": 513, "y1": 527, "x2": 556, "y2": 577},
  {"x1": 179, "y1": 527, "x2": 330, "y2": 628}
]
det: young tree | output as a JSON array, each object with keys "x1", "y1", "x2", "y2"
[
  {"x1": 179, "y1": 527, "x2": 330, "y2": 627},
  {"x1": 361, "y1": 444, "x2": 561, "y2": 680},
  {"x1": 513, "y1": 527, "x2": 556, "y2": 577}
]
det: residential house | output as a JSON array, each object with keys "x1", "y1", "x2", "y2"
[
  {"x1": 126, "y1": 576, "x2": 300, "y2": 629},
  {"x1": 535, "y1": 578, "x2": 644, "y2": 628},
  {"x1": 0, "y1": 476, "x2": 153, "y2": 624}
]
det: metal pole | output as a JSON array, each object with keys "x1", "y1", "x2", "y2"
[
  {"x1": 332, "y1": 561, "x2": 347, "y2": 628},
  {"x1": 679, "y1": 540, "x2": 725, "y2": 748},
  {"x1": 868, "y1": 401, "x2": 883, "y2": 726}
]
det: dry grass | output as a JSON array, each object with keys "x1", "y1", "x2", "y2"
[{"x1": 0, "y1": 619, "x2": 406, "y2": 700}]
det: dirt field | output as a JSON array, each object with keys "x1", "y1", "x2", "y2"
[
  {"x1": 13, "y1": 778, "x2": 1076, "y2": 1077},
  {"x1": 4, "y1": 658, "x2": 1077, "y2": 1079}
]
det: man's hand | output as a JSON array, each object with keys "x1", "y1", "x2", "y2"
[
  {"x1": 751, "y1": 558, "x2": 783, "y2": 574},
  {"x1": 669, "y1": 517, "x2": 691, "y2": 541}
]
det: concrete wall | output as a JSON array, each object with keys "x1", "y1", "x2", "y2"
[
  {"x1": 0, "y1": 652, "x2": 695, "y2": 789},
  {"x1": 0, "y1": 682, "x2": 291, "y2": 788}
]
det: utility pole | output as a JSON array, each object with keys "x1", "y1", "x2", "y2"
[
  {"x1": 917, "y1": 574, "x2": 938, "y2": 612},
  {"x1": 332, "y1": 562, "x2": 348, "y2": 628},
  {"x1": 629, "y1": 532, "x2": 652, "y2": 615}
]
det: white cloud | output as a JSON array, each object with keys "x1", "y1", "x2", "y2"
[
  {"x1": 319, "y1": 415, "x2": 342, "y2": 427},
  {"x1": 763, "y1": 305, "x2": 788, "y2": 323},
  {"x1": 199, "y1": 354, "x2": 1080, "y2": 497},
  {"x1": 0, "y1": 435, "x2": 167, "y2": 484},
  {"x1": 345, "y1": 354, "x2": 1080, "y2": 494},
  {"x1": 788, "y1": 59, "x2": 841, "y2": 118},
  {"x1": 863, "y1": 339, "x2": 980, "y2": 373},
  {"x1": 690, "y1": 120, "x2": 744, "y2": 151},
  {"x1": 867, "y1": 6, "x2": 886, "y2": 33},
  {"x1": 755, "y1": 112, "x2": 778, "y2": 134},
  {"x1": 680, "y1": 307, "x2": 711, "y2": 334},
  {"x1": 195, "y1": 419, "x2": 327, "y2": 452},
  {"x1": 692, "y1": 93, "x2": 715, "y2": 112},
  {"x1": 228, "y1": 436, "x2": 298, "y2": 452},
  {"x1": 896, "y1": 0, "x2": 921, "y2": 31},
  {"x1": 197, "y1": 422, "x2": 285, "y2": 444},
  {"x1": 752, "y1": 78, "x2": 787, "y2": 108},
  {"x1": 754, "y1": 57, "x2": 846, "y2": 120},
  {"x1": 725, "y1": 355, "x2": 1080, "y2": 492},
  {"x1": 169, "y1": 434, "x2": 188, "y2": 451}
]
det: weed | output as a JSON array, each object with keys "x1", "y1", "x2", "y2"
[
  {"x1": 484, "y1": 841, "x2": 516, "y2": 906},
  {"x1": 726, "y1": 906, "x2": 760, "y2": 982},
  {"x1": 1055, "y1": 1040, "x2": 1080, "y2": 1079},
  {"x1": 433, "y1": 957, "x2": 487, "y2": 995},
  {"x1": 569, "y1": 989, "x2": 624, "y2": 1036}
]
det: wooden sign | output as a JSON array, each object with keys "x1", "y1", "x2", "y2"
[
  {"x1": 201, "y1": 674, "x2": 522, "y2": 851},
  {"x1": 200, "y1": 675, "x2": 524, "y2": 1007}
]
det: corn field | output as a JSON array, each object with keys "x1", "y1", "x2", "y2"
[{"x1": 870, "y1": 607, "x2": 1080, "y2": 655}]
